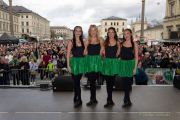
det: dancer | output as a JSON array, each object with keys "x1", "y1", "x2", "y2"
[
  {"x1": 119, "y1": 29, "x2": 138, "y2": 108},
  {"x1": 102, "y1": 27, "x2": 120, "y2": 107},
  {"x1": 84, "y1": 25, "x2": 104, "y2": 106},
  {"x1": 67, "y1": 26, "x2": 85, "y2": 108}
]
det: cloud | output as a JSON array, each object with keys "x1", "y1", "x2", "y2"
[{"x1": 4, "y1": 0, "x2": 166, "y2": 32}]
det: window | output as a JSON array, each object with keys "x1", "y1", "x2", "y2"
[
  {"x1": 105, "y1": 28, "x2": 107, "y2": 32},
  {"x1": 114, "y1": 22, "x2": 116, "y2": 26},
  {"x1": 21, "y1": 22, "x2": 24, "y2": 26},
  {"x1": 122, "y1": 28, "x2": 124, "y2": 32},
  {"x1": 27, "y1": 29, "x2": 29, "y2": 33},
  {"x1": 122, "y1": 22, "x2": 124, "y2": 26},
  {"x1": 3, "y1": 23, "x2": 5, "y2": 31},
  {"x1": 26, "y1": 22, "x2": 29, "y2": 26},
  {"x1": 0, "y1": 21, "x2": 2, "y2": 30},
  {"x1": 117, "y1": 22, "x2": 119, "y2": 25},
  {"x1": 26, "y1": 15, "x2": 28, "y2": 18},
  {"x1": 111, "y1": 22, "x2": 113, "y2": 25},
  {"x1": 21, "y1": 15, "x2": 23, "y2": 18},
  {"x1": 22, "y1": 28, "x2": 24, "y2": 33},
  {"x1": 105, "y1": 22, "x2": 107, "y2": 25}
]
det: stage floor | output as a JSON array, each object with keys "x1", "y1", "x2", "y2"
[{"x1": 0, "y1": 86, "x2": 179, "y2": 120}]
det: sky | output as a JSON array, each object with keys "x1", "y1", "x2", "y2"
[{"x1": 4, "y1": 0, "x2": 166, "y2": 31}]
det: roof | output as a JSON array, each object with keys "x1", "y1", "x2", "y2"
[
  {"x1": 12, "y1": 6, "x2": 49, "y2": 21},
  {"x1": 102, "y1": 16, "x2": 127, "y2": 21},
  {"x1": 13, "y1": 6, "x2": 32, "y2": 13},
  {"x1": 0, "y1": 0, "x2": 17, "y2": 14},
  {"x1": 0, "y1": 0, "x2": 8, "y2": 7}
]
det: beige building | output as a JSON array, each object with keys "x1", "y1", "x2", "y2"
[
  {"x1": 131, "y1": 18, "x2": 148, "y2": 33},
  {"x1": 163, "y1": 0, "x2": 180, "y2": 39},
  {"x1": 0, "y1": 1, "x2": 20, "y2": 37},
  {"x1": 13, "y1": 6, "x2": 50, "y2": 40},
  {"x1": 135, "y1": 25, "x2": 164, "y2": 41},
  {"x1": 50, "y1": 26, "x2": 73, "y2": 40},
  {"x1": 100, "y1": 16, "x2": 127, "y2": 38}
]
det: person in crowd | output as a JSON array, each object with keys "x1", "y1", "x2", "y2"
[
  {"x1": 84, "y1": 25, "x2": 104, "y2": 106},
  {"x1": 46, "y1": 60, "x2": 55, "y2": 80},
  {"x1": 29, "y1": 59, "x2": 38, "y2": 85},
  {"x1": 135, "y1": 61, "x2": 148, "y2": 85},
  {"x1": 9, "y1": 55, "x2": 20, "y2": 85},
  {"x1": 0, "y1": 57, "x2": 5, "y2": 85},
  {"x1": 19, "y1": 56, "x2": 30, "y2": 85},
  {"x1": 3, "y1": 58, "x2": 10, "y2": 85},
  {"x1": 38, "y1": 61, "x2": 46, "y2": 80},
  {"x1": 67, "y1": 26, "x2": 85, "y2": 108},
  {"x1": 102, "y1": 27, "x2": 120, "y2": 108},
  {"x1": 119, "y1": 29, "x2": 138, "y2": 108}
]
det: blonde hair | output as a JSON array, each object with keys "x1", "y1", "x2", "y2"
[{"x1": 87, "y1": 24, "x2": 101, "y2": 44}]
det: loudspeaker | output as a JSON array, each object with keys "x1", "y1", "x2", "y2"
[
  {"x1": 114, "y1": 76, "x2": 124, "y2": 91},
  {"x1": 173, "y1": 75, "x2": 180, "y2": 89},
  {"x1": 52, "y1": 74, "x2": 73, "y2": 91}
]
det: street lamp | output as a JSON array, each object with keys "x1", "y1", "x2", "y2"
[
  {"x1": 9, "y1": 0, "x2": 14, "y2": 36},
  {"x1": 140, "y1": 0, "x2": 145, "y2": 44}
]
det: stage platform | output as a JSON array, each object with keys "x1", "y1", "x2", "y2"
[{"x1": 0, "y1": 86, "x2": 179, "y2": 120}]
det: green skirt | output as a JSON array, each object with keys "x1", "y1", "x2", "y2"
[
  {"x1": 85, "y1": 55, "x2": 103, "y2": 73},
  {"x1": 70, "y1": 57, "x2": 85, "y2": 75},
  {"x1": 118, "y1": 59, "x2": 135, "y2": 77},
  {"x1": 102, "y1": 58, "x2": 119, "y2": 76}
]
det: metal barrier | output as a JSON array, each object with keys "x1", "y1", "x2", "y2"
[{"x1": 0, "y1": 68, "x2": 63, "y2": 87}]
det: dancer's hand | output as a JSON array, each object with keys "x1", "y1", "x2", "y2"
[
  {"x1": 133, "y1": 68, "x2": 136, "y2": 75},
  {"x1": 67, "y1": 66, "x2": 71, "y2": 73}
]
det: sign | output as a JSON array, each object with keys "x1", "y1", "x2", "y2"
[{"x1": 145, "y1": 68, "x2": 175, "y2": 85}]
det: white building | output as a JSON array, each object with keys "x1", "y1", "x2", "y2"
[
  {"x1": 50, "y1": 26, "x2": 73, "y2": 40},
  {"x1": 99, "y1": 16, "x2": 127, "y2": 38},
  {"x1": 13, "y1": 6, "x2": 50, "y2": 40},
  {"x1": 0, "y1": 0, "x2": 20, "y2": 37}
]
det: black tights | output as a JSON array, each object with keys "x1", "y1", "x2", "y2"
[
  {"x1": 122, "y1": 77, "x2": 133, "y2": 103},
  {"x1": 104, "y1": 75, "x2": 115, "y2": 102},
  {"x1": 72, "y1": 74, "x2": 82, "y2": 102},
  {"x1": 87, "y1": 72, "x2": 99, "y2": 101}
]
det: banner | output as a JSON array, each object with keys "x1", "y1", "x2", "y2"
[{"x1": 145, "y1": 68, "x2": 175, "y2": 85}]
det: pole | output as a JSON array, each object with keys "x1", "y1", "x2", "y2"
[
  {"x1": 9, "y1": 0, "x2": 14, "y2": 36},
  {"x1": 140, "y1": 0, "x2": 145, "y2": 44}
]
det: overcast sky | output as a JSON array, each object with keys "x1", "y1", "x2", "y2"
[{"x1": 4, "y1": 0, "x2": 166, "y2": 31}]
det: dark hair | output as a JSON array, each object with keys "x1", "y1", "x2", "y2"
[
  {"x1": 122, "y1": 29, "x2": 134, "y2": 48},
  {"x1": 104, "y1": 27, "x2": 118, "y2": 48},
  {"x1": 72, "y1": 26, "x2": 84, "y2": 49}
]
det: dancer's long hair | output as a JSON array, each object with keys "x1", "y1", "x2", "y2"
[{"x1": 72, "y1": 26, "x2": 84, "y2": 49}]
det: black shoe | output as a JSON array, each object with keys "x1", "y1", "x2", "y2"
[
  {"x1": 73, "y1": 97, "x2": 77, "y2": 103},
  {"x1": 86, "y1": 100, "x2": 98, "y2": 106},
  {"x1": 104, "y1": 101, "x2": 115, "y2": 108},
  {"x1": 74, "y1": 101, "x2": 82, "y2": 108},
  {"x1": 122, "y1": 101, "x2": 132, "y2": 108}
]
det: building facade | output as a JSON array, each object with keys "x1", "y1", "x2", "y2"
[
  {"x1": 135, "y1": 25, "x2": 164, "y2": 41},
  {"x1": 0, "y1": 0, "x2": 20, "y2": 37},
  {"x1": 131, "y1": 18, "x2": 148, "y2": 33},
  {"x1": 163, "y1": 0, "x2": 180, "y2": 39},
  {"x1": 50, "y1": 26, "x2": 73, "y2": 40},
  {"x1": 100, "y1": 16, "x2": 127, "y2": 38},
  {"x1": 13, "y1": 6, "x2": 50, "y2": 40}
]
